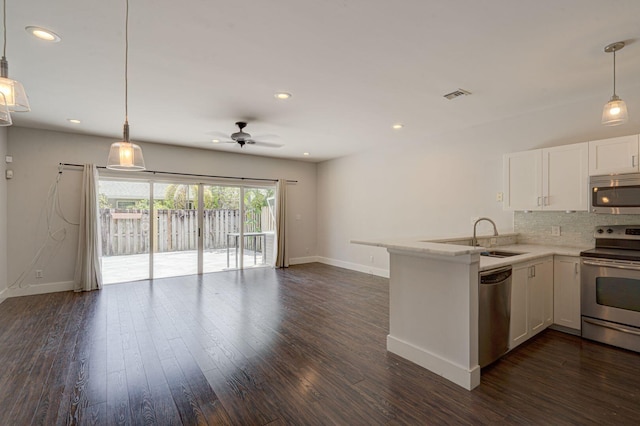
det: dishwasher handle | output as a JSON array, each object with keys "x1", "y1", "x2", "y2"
[{"x1": 480, "y1": 266, "x2": 512, "y2": 285}]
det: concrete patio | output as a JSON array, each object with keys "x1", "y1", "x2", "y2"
[{"x1": 101, "y1": 248, "x2": 270, "y2": 284}]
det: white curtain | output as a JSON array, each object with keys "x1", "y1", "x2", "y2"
[
  {"x1": 275, "y1": 179, "x2": 289, "y2": 268},
  {"x1": 73, "y1": 164, "x2": 103, "y2": 291}
]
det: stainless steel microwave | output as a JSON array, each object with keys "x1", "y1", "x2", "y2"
[{"x1": 590, "y1": 173, "x2": 640, "y2": 214}]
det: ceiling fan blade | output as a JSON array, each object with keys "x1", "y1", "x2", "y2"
[
  {"x1": 252, "y1": 133, "x2": 279, "y2": 140},
  {"x1": 207, "y1": 131, "x2": 231, "y2": 138},
  {"x1": 249, "y1": 140, "x2": 284, "y2": 148}
]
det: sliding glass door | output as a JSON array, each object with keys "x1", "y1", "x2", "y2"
[
  {"x1": 98, "y1": 180, "x2": 151, "y2": 284},
  {"x1": 202, "y1": 185, "x2": 241, "y2": 273},
  {"x1": 99, "y1": 178, "x2": 276, "y2": 284},
  {"x1": 152, "y1": 183, "x2": 199, "y2": 279},
  {"x1": 243, "y1": 186, "x2": 276, "y2": 269}
]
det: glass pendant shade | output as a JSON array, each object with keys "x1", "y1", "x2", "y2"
[
  {"x1": 0, "y1": 76, "x2": 29, "y2": 112},
  {"x1": 107, "y1": 141, "x2": 145, "y2": 170},
  {"x1": 602, "y1": 95, "x2": 628, "y2": 126},
  {"x1": 0, "y1": 92, "x2": 12, "y2": 126}
]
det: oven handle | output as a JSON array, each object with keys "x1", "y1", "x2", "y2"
[
  {"x1": 583, "y1": 318, "x2": 640, "y2": 337},
  {"x1": 582, "y1": 259, "x2": 640, "y2": 271}
]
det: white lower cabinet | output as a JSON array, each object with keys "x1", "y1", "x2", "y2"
[
  {"x1": 509, "y1": 256, "x2": 554, "y2": 350},
  {"x1": 553, "y1": 256, "x2": 581, "y2": 331}
]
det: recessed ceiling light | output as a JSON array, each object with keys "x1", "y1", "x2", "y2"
[
  {"x1": 392, "y1": 123, "x2": 404, "y2": 130},
  {"x1": 67, "y1": 118, "x2": 81, "y2": 124},
  {"x1": 274, "y1": 92, "x2": 292, "y2": 100},
  {"x1": 303, "y1": 152, "x2": 310, "y2": 156},
  {"x1": 25, "y1": 26, "x2": 61, "y2": 42},
  {"x1": 212, "y1": 139, "x2": 220, "y2": 143}
]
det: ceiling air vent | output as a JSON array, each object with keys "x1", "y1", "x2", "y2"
[{"x1": 443, "y1": 88, "x2": 471, "y2": 100}]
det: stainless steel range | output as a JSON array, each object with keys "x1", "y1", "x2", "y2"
[{"x1": 581, "y1": 225, "x2": 640, "y2": 353}]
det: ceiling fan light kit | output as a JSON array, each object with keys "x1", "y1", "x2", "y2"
[
  {"x1": 602, "y1": 41, "x2": 628, "y2": 126},
  {"x1": 221, "y1": 121, "x2": 283, "y2": 149},
  {"x1": 107, "y1": 0, "x2": 145, "y2": 171}
]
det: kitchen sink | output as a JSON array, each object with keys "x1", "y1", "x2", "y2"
[{"x1": 480, "y1": 250, "x2": 524, "y2": 258}]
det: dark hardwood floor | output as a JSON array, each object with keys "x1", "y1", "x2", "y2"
[{"x1": 1, "y1": 263, "x2": 639, "y2": 425}]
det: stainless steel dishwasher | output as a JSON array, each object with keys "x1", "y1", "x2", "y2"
[{"x1": 479, "y1": 266, "x2": 512, "y2": 367}]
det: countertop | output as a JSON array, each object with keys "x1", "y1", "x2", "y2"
[
  {"x1": 350, "y1": 238, "x2": 484, "y2": 257},
  {"x1": 351, "y1": 236, "x2": 589, "y2": 271},
  {"x1": 477, "y1": 244, "x2": 586, "y2": 271}
]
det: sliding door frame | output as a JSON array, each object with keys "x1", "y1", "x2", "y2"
[{"x1": 99, "y1": 170, "x2": 276, "y2": 281}]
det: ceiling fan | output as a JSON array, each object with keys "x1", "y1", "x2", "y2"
[{"x1": 218, "y1": 122, "x2": 283, "y2": 148}]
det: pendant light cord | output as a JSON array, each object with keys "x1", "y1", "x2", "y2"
[
  {"x1": 3, "y1": 0, "x2": 6, "y2": 57},
  {"x1": 124, "y1": 0, "x2": 129, "y2": 123},
  {"x1": 612, "y1": 49, "x2": 617, "y2": 96}
]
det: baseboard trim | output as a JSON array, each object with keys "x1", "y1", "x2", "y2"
[
  {"x1": 387, "y1": 335, "x2": 480, "y2": 391},
  {"x1": 316, "y1": 256, "x2": 390, "y2": 278},
  {"x1": 8, "y1": 280, "x2": 74, "y2": 298},
  {"x1": 289, "y1": 256, "x2": 320, "y2": 265},
  {"x1": 549, "y1": 324, "x2": 581, "y2": 336}
]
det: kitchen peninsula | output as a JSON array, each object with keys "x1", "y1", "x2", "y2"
[
  {"x1": 353, "y1": 235, "x2": 584, "y2": 391},
  {"x1": 353, "y1": 238, "x2": 486, "y2": 390}
]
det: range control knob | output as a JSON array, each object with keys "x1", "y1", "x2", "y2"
[
  {"x1": 607, "y1": 228, "x2": 614, "y2": 234},
  {"x1": 597, "y1": 229, "x2": 604, "y2": 234}
]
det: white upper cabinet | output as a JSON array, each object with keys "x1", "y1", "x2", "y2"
[
  {"x1": 543, "y1": 143, "x2": 589, "y2": 211},
  {"x1": 589, "y1": 135, "x2": 639, "y2": 176},
  {"x1": 503, "y1": 150, "x2": 542, "y2": 210},
  {"x1": 503, "y1": 142, "x2": 589, "y2": 211}
]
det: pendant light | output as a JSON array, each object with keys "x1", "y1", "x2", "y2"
[
  {"x1": 0, "y1": 92, "x2": 10, "y2": 126},
  {"x1": 602, "y1": 41, "x2": 628, "y2": 126},
  {"x1": 0, "y1": 0, "x2": 29, "y2": 113},
  {"x1": 107, "y1": 0, "x2": 145, "y2": 171}
]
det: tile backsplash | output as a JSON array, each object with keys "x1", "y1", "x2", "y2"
[{"x1": 514, "y1": 211, "x2": 640, "y2": 247}]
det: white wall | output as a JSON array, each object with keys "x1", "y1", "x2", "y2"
[
  {"x1": 6, "y1": 127, "x2": 317, "y2": 296},
  {"x1": 0, "y1": 127, "x2": 7, "y2": 303},
  {"x1": 317, "y1": 94, "x2": 640, "y2": 276}
]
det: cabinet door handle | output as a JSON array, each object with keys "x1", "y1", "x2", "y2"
[
  {"x1": 537, "y1": 196, "x2": 542, "y2": 206},
  {"x1": 633, "y1": 155, "x2": 638, "y2": 168},
  {"x1": 543, "y1": 196, "x2": 549, "y2": 206},
  {"x1": 532, "y1": 265, "x2": 536, "y2": 277},
  {"x1": 575, "y1": 263, "x2": 578, "y2": 274}
]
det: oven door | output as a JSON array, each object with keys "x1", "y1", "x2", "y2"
[{"x1": 581, "y1": 258, "x2": 640, "y2": 352}]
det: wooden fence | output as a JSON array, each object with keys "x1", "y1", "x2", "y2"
[{"x1": 100, "y1": 208, "x2": 273, "y2": 256}]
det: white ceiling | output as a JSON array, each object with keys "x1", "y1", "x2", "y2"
[{"x1": 7, "y1": 0, "x2": 640, "y2": 162}]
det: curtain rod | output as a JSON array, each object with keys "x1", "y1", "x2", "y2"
[{"x1": 59, "y1": 163, "x2": 298, "y2": 183}]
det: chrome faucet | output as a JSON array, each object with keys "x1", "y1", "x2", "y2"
[{"x1": 472, "y1": 217, "x2": 499, "y2": 247}]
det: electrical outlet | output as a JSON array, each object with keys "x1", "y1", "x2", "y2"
[
  {"x1": 35, "y1": 269, "x2": 43, "y2": 278},
  {"x1": 496, "y1": 192, "x2": 503, "y2": 202},
  {"x1": 551, "y1": 226, "x2": 561, "y2": 236},
  {"x1": 369, "y1": 255, "x2": 374, "y2": 263}
]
